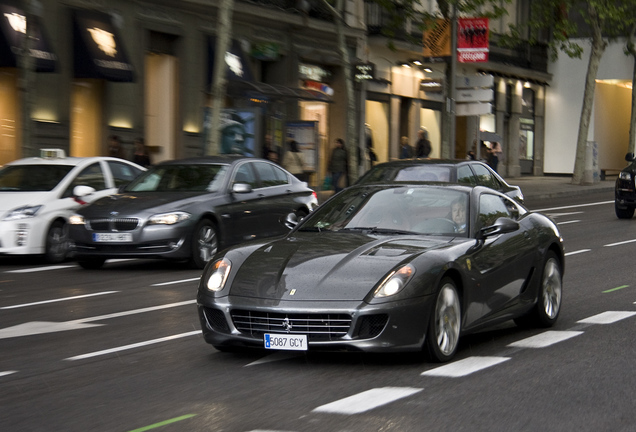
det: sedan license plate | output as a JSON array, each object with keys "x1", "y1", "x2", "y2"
[
  {"x1": 264, "y1": 333, "x2": 307, "y2": 351},
  {"x1": 93, "y1": 233, "x2": 133, "y2": 242}
]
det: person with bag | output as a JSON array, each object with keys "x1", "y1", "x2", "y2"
[{"x1": 281, "y1": 140, "x2": 307, "y2": 182}]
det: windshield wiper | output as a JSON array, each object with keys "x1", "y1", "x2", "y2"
[{"x1": 340, "y1": 227, "x2": 415, "y2": 235}]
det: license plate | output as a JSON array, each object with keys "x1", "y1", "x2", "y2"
[
  {"x1": 264, "y1": 333, "x2": 308, "y2": 351},
  {"x1": 92, "y1": 233, "x2": 133, "y2": 242}
]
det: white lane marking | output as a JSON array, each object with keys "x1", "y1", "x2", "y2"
[
  {"x1": 557, "y1": 220, "x2": 580, "y2": 225},
  {"x1": 70, "y1": 300, "x2": 196, "y2": 324},
  {"x1": 421, "y1": 356, "x2": 510, "y2": 378},
  {"x1": 245, "y1": 352, "x2": 303, "y2": 367},
  {"x1": 151, "y1": 277, "x2": 200, "y2": 287},
  {"x1": 0, "y1": 291, "x2": 118, "y2": 309},
  {"x1": 312, "y1": 387, "x2": 422, "y2": 415},
  {"x1": 507, "y1": 330, "x2": 583, "y2": 348},
  {"x1": 564, "y1": 249, "x2": 590, "y2": 256},
  {"x1": 0, "y1": 371, "x2": 17, "y2": 378},
  {"x1": 0, "y1": 321, "x2": 103, "y2": 340},
  {"x1": 578, "y1": 311, "x2": 636, "y2": 325},
  {"x1": 604, "y1": 239, "x2": 636, "y2": 247},
  {"x1": 547, "y1": 211, "x2": 584, "y2": 217},
  {"x1": 534, "y1": 200, "x2": 613, "y2": 212},
  {"x1": 5, "y1": 265, "x2": 75, "y2": 274},
  {"x1": 65, "y1": 330, "x2": 201, "y2": 361}
]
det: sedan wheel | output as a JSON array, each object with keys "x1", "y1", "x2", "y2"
[
  {"x1": 45, "y1": 221, "x2": 69, "y2": 263},
  {"x1": 426, "y1": 278, "x2": 461, "y2": 362},
  {"x1": 615, "y1": 201, "x2": 634, "y2": 219},
  {"x1": 190, "y1": 219, "x2": 219, "y2": 269}
]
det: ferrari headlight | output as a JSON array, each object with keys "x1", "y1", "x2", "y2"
[
  {"x1": 148, "y1": 211, "x2": 191, "y2": 225},
  {"x1": 374, "y1": 264, "x2": 415, "y2": 298},
  {"x1": 3, "y1": 205, "x2": 42, "y2": 221},
  {"x1": 69, "y1": 214, "x2": 85, "y2": 225},
  {"x1": 207, "y1": 258, "x2": 231, "y2": 292},
  {"x1": 619, "y1": 171, "x2": 632, "y2": 181}
]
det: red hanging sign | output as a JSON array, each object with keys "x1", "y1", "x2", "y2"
[{"x1": 457, "y1": 18, "x2": 489, "y2": 63}]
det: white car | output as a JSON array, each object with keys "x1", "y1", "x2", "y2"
[{"x1": 0, "y1": 149, "x2": 145, "y2": 263}]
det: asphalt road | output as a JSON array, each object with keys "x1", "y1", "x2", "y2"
[{"x1": 1, "y1": 191, "x2": 635, "y2": 432}]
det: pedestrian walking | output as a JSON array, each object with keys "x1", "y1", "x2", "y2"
[
  {"x1": 415, "y1": 128, "x2": 432, "y2": 158},
  {"x1": 132, "y1": 137, "x2": 151, "y2": 168},
  {"x1": 328, "y1": 138, "x2": 349, "y2": 193},
  {"x1": 399, "y1": 136, "x2": 413, "y2": 159}
]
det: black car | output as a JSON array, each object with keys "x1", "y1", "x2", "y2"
[
  {"x1": 356, "y1": 159, "x2": 524, "y2": 203},
  {"x1": 68, "y1": 156, "x2": 318, "y2": 269},
  {"x1": 615, "y1": 152, "x2": 636, "y2": 218},
  {"x1": 197, "y1": 183, "x2": 563, "y2": 362}
]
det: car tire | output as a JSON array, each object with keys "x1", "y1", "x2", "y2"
[
  {"x1": 45, "y1": 221, "x2": 69, "y2": 263},
  {"x1": 425, "y1": 277, "x2": 461, "y2": 362},
  {"x1": 615, "y1": 202, "x2": 634, "y2": 219},
  {"x1": 77, "y1": 258, "x2": 106, "y2": 269},
  {"x1": 515, "y1": 251, "x2": 562, "y2": 328},
  {"x1": 190, "y1": 219, "x2": 219, "y2": 269}
]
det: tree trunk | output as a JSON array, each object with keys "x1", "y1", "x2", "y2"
[
  {"x1": 206, "y1": 0, "x2": 234, "y2": 155},
  {"x1": 628, "y1": 28, "x2": 636, "y2": 155},
  {"x1": 571, "y1": 5, "x2": 606, "y2": 185}
]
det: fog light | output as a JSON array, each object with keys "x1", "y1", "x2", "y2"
[{"x1": 16, "y1": 224, "x2": 28, "y2": 246}]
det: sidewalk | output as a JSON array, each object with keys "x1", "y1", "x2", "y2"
[{"x1": 316, "y1": 175, "x2": 616, "y2": 204}]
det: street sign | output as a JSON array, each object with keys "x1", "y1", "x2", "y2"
[
  {"x1": 456, "y1": 74, "x2": 494, "y2": 89},
  {"x1": 456, "y1": 88, "x2": 493, "y2": 103},
  {"x1": 457, "y1": 18, "x2": 489, "y2": 63},
  {"x1": 456, "y1": 102, "x2": 492, "y2": 116}
]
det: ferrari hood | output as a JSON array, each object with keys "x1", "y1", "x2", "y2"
[{"x1": 228, "y1": 233, "x2": 451, "y2": 301}]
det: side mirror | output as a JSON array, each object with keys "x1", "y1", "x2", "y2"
[
  {"x1": 626, "y1": 153, "x2": 635, "y2": 162},
  {"x1": 73, "y1": 185, "x2": 95, "y2": 198},
  {"x1": 232, "y1": 183, "x2": 252, "y2": 194},
  {"x1": 283, "y1": 212, "x2": 298, "y2": 230},
  {"x1": 478, "y1": 217, "x2": 519, "y2": 239}
]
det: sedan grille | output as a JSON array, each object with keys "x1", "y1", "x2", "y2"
[
  {"x1": 231, "y1": 310, "x2": 352, "y2": 341},
  {"x1": 87, "y1": 218, "x2": 139, "y2": 231}
]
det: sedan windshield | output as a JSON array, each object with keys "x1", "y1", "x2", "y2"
[
  {"x1": 358, "y1": 165, "x2": 451, "y2": 183},
  {"x1": 0, "y1": 164, "x2": 74, "y2": 191},
  {"x1": 300, "y1": 186, "x2": 469, "y2": 236},
  {"x1": 124, "y1": 164, "x2": 228, "y2": 192}
]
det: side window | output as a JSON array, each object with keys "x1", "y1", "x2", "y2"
[
  {"x1": 232, "y1": 163, "x2": 257, "y2": 189},
  {"x1": 471, "y1": 163, "x2": 498, "y2": 190},
  {"x1": 108, "y1": 161, "x2": 142, "y2": 187},
  {"x1": 254, "y1": 162, "x2": 288, "y2": 187},
  {"x1": 477, "y1": 193, "x2": 511, "y2": 229},
  {"x1": 62, "y1": 163, "x2": 107, "y2": 197},
  {"x1": 457, "y1": 165, "x2": 476, "y2": 186}
]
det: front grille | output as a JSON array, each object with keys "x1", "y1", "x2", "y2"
[
  {"x1": 87, "y1": 218, "x2": 139, "y2": 231},
  {"x1": 231, "y1": 310, "x2": 352, "y2": 341}
]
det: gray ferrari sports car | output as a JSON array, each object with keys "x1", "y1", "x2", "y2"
[{"x1": 196, "y1": 183, "x2": 564, "y2": 362}]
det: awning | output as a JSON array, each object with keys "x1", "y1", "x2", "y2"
[
  {"x1": 0, "y1": 2, "x2": 57, "y2": 72},
  {"x1": 72, "y1": 9, "x2": 134, "y2": 82},
  {"x1": 207, "y1": 36, "x2": 332, "y2": 103}
]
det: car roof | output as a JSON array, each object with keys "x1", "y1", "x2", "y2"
[
  {"x1": 370, "y1": 158, "x2": 480, "y2": 168},
  {"x1": 6, "y1": 155, "x2": 139, "y2": 167},
  {"x1": 154, "y1": 155, "x2": 261, "y2": 166}
]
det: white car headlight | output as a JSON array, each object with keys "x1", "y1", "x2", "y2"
[
  {"x1": 374, "y1": 264, "x2": 415, "y2": 298},
  {"x1": 619, "y1": 171, "x2": 632, "y2": 181},
  {"x1": 69, "y1": 214, "x2": 85, "y2": 225},
  {"x1": 207, "y1": 258, "x2": 231, "y2": 292},
  {"x1": 3, "y1": 205, "x2": 42, "y2": 221},
  {"x1": 148, "y1": 211, "x2": 191, "y2": 225}
]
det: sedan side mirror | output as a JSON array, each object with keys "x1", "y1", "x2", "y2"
[
  {"x1": 478, "y1": 217, "x2": 519, "y2": 239},
  {"x1": 283, "y1": 212, "x2": 298, "y2": 230},
  {"x1": 626, "y1": 153, "x2": 635, "y2": 162},
  {"x1": 73, "y1": 185, "x2": 95, "y2": 198},
  {"x1": 232, "y1": 183, "x2": 252, "y2": 194}
]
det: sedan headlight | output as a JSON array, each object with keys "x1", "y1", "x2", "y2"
[
  {"x1": 373, "y1": 264, "x2": 415, "y2": 298},
  {"x1": 206, "y1": 258, "x2": 231, "y2": 292},
  {"x1": 69, "y1": 214, "x2": 85, "y2": 225},
  {"x1": 3, "y1": 205, "x2": 42, "y2": 221},
  {"x1": 619, "y1": 171, "x2": 632, "y2": 181},
  {"x1": 148, "y1": 211, "x2": 191, "y2": 225}
]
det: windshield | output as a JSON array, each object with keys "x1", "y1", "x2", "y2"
[
  {"x1": 124, "y1": 164, "x2": 228, "y2": 192},
  {"x1": 0, "y1": 164, "x2": 74, "y2": 191},
  {"x1": 299, "y1": 186, "x2": 469, "y2": 236},
  {"x1": 359, "y1": 165, "x2": 452, "y2": 183}
]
